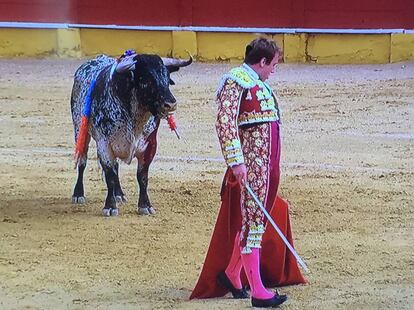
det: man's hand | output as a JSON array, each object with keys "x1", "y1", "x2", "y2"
[{"x1": 231, "y1": 164, "x2": 247, "y2": 187}]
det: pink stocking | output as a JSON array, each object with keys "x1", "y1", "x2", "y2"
[
  {"x1": 241, "y1": 248, "x2": 274, "y2": 299},
  {"x1": 224, "y1": 232, "x2": 243, "y2": 289}
]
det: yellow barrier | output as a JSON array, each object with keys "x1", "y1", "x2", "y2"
[
  {"x1": 306, "y1": 34, "x2": 390, "y2": 64},
  {"x1": 0, "y1": 28, "x2": 57, "y2": 57},
  {"x1": 391, "y1": 33, "x2": 414, "y2": 63},
  {"x1": 0, "y1": 27, "x2": 413, "y2": 63}
]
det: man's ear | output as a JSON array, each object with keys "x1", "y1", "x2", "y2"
[{"x1": 259, "y1": 57, "x2": 267, "y2": 67}]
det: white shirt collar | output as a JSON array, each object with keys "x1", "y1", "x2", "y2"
[{"x1": 242, "y1": 63, "x2": 259, "y2": 80}]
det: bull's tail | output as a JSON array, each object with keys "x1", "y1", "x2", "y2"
[
  {"x1": 74, "y1": 116, "x2": 90, "y2": 165},
  {"x1": 74, "y1": 79, "x2": 96, "y2": 167}
]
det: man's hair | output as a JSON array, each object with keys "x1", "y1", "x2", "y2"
[{"x1": 244, "y1": 37, "x2": 280, "y2": 65}]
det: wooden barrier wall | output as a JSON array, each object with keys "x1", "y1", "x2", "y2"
[{"x1": 1, "y1": 0, "x2": 413, "y2": 29}]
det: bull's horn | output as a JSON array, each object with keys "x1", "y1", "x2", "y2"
[
  {"x1": 115, "y1": 55, "x2": 137, "y2": 73},
  {"x1": 162, "y1": 56, "x2": 193, "y2": 68}
]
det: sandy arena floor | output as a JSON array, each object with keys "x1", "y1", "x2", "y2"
[{"x1": 0, "y1": 58, "x2": 413, "y2": 309}]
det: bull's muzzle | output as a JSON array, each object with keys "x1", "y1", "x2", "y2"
[
  {"x1": 162, "y1": 91, "x2": 177, "y2": 113},
  {"x1": 163, "y1": 101, "x2": 177, "y2": 112}
]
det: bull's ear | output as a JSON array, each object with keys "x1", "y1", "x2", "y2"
[
  {"x1": 115, "y1": 55, "x2": 137, "y2": 73},
  {"x1": 169, "y1": 78, "x2": 175, "y2": 85}
]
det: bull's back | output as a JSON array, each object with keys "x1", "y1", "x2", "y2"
[{"x1": 71, "y1": 55, "x2": 115, "y2": 136}]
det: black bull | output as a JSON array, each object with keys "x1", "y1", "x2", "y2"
[{"x1": 71, "y1": 53, "x2": 192, "y2": 216}]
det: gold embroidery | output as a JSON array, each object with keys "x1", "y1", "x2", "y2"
[
  {"x1": 241, "y1": 224, "x2": 266, "y2": 253},
  {"x1": 223, "y1": 100, "x2": 231, "y2": 107},
  {"x1": 224, "y1": 139, "x2": 241, "y2": 151},
  {"x1": 220, "y1": 115, "x2": 229, "y2": 123},
  {"x1": 239, "y1": 123, "x2": 271, "y2": 252},
  {"x1": 238, "y1": 110, "x2": 279, "y2": 126}
]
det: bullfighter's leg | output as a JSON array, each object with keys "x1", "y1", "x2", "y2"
[
  {"x1": 72, "y1": 135, "x2": 91, "y2": 204},
  {"x1": 113, "y1": 161, "x2": 127, "y2": 203},
  {"x1": 136, "y1": 130, "x2": 158, "y2": 215}
]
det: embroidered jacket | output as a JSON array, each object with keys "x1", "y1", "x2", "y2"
[{"x1": 215, "y1": 64, "x2": 280, "y2": 167}]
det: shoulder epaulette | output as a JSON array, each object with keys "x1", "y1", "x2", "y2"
[
  {"x1": 226, "y1": 67, "x2": 256, "y2": 89},
  {"x1": 216, "y1": 66, "x2": 256, "y2": 97}
]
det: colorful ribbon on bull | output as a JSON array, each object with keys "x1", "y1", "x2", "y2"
[
  {"x1": 167, "y1": 114, "x2": 180, "y2": 139},
  {"x1": 74, "y1": 79, "x2": 96, "y2": 165}
]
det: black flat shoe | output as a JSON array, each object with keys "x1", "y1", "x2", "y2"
[
  {"x1": 251, "y1": 293, "x2": 288, "y2": 308},
  {"x1": 217, "y1": 271, "x2": 249, "y2": 299}
]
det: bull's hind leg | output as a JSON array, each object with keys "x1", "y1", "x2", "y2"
[
  {"x1": 113, "y1": 162, "x2": 127, "y2": 203},
  {"x1": 136, "y1": 131, "x2": 158, "y2": 215},
  {"x1": 72, "y1": 135, "x2": 91, "y2": 204},
  {"x1": 72, "y1": 158, "x2": 87, "y2": 204}
]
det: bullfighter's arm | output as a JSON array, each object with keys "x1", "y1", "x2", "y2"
[{"x1": 215, "y1": 79, "x2": 244, "y2": 167}]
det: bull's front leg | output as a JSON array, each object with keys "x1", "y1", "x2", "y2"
[
  {"x1": 113, "y1": 162, "x2": 127, "y2": 203},
  {"x1": 98, "y1": 142, "x2": 119, "y2": 217},
  {"x1": 136, "y1": 160, "x2": 154, "y2": 215},
  {"x1": 136, "y1": 131, "x2": 158, "y2": 215},
  {"x1": 101, "y1": 163, "x2": 119, "y2": 216}
]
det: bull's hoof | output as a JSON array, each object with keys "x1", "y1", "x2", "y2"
[
  {"x1": 72, "y1": 196, "x2": 86, "y2": 204},
  {"x1": 137, "y1": 207, "x2": 156, "y2": 215},
  {"x1": 115, "y1": 195, "x2": 127, "y2": 203},
  {"x1": 102, "y1": 208, "x2": 119, "y2": 217}
]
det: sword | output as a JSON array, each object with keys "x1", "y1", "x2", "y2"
[{"x1": 245, "y1": 183, "x2": 309, "y2": 273}]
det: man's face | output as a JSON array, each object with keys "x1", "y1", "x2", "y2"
[{"x1": 257, "y1": 53, "x2": 279, "y2": 81}]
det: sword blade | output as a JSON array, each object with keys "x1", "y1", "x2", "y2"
[{"x1": 245, "y1": 184, "x2": 309, "y2": 273}]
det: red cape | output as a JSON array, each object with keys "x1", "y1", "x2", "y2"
[{"x1": 190, "y1": 172, "x2": 307, "y2": 299}]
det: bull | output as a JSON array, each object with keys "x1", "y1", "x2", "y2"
[{"x1": 70, "y1": 51, "x2": 192, "y2": 216}]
